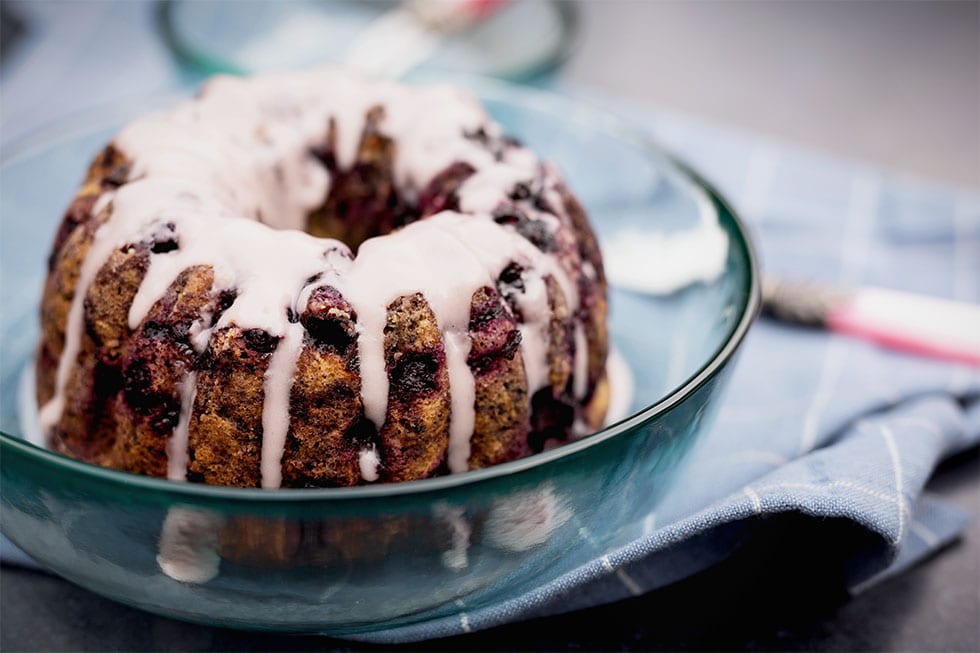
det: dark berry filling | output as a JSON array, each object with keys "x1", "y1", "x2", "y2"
[
  {"x1": 345, "y1": 415, "x2": 379, "y2": 448},
  {"x1": 242, "y1": 328, "x2": 279, "y2": 354},
  {"x1": 496, "y1": 262, "x2": 527, "y2": 318},
  {"x1": 148, "y1": 222, "x2": 180, "y2": 254},
  {"x1": 532, "y1": 192, "x2": 554, "y2": 214},
  {"x1": 509, "y1": 182, "x2": 532, "y2": 201},
  {"x1": 211, "y1": 289, "x2": 238, "y2": 325},
  {"x1": 417, "y1": 161, "x2": 476, "y2": 217},
  {"x1": 121, "y1": 356, "x2": 181, "y2": 431},
  {"x1": 469, "y1": 291, "x2": 506, "y2": 330},
  {"x1": 305, "y1": 285, "x2": 353, "y2": 314},
  {"x1": 468, "y1": 329, "x2": 522, "y2": 376},
  {"x1": 141, "y1": 321, "x2": 195, "y2": 357},
  {"x1": 516, "y1": 219, "x2": 556, "y2": 252},
  {"x1": 497, "y1": 262, "x2": 525, "y2": 291},
  {"x1": 309, "y1": 145, "x2": 337, "y2": 172},
  {"x1": 301, "y1": 286, "x2": 358, "y2": 354},
  {"x1": 389, "y1": 351, "x2": 441, "y2": 399},
  {"x1": 463, "y1": 126, "x2": 491, "y2": 145},
  {"x1": 493, "y1": 205, "x2": 556, "y2": 252},
  {"x1": 49, "y1": 195, "x2": 98, "y2": 270},
  {"x1": 101, "y1": 163, "x2": 131, "y2": 189},
  {"x1": 149, "y1": 239, "x2": 179, "y2": 254},
  {"x1": 492, "y1": 205, "x2": 528, "y2": 226},
  {"x1": 89, "y1": 358, "x2": 124, "y2": 414},
  {"x1": 467, "y1": 288, "x2": 523, "y2": 376},
  {"x1": 304, "y1": 315, "x2": 356, "y2": 354},
  {"x1": 527, "y1": 388, "x2": 575, "y2": 451}
]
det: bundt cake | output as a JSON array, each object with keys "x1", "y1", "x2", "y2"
[{"x1": 36, "y1": 68, "x2": 609, "y2": 488}]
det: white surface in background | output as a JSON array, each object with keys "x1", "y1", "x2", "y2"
[{"x1": 602, "y1": 191, "x2": 729, "y2": 295}]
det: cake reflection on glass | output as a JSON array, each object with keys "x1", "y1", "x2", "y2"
[{"x1": 35, "y1": 67, "x2": 610, "y2": 488}]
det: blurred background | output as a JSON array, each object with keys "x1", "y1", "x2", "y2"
[
  {"x1": 1, "y1": 0, "x2": 977, "y2": 187},
  {"x1": 1, "y1": 1, "x2": 977, "y2": 651}
]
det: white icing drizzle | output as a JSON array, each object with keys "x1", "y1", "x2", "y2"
[
  {"x1": 322, "y1": 213, "x2": 561, "y2": 475},
  {"x1": 41, "y1": 67, "x2": 594, "y2": 486},
  {"x1": 573, "y1": 322, "x2": 589, "y2": 400},
  {"x1": 167, "y1": 371, "x2": 197, "y2": 481},
  {"x1": 511, "y1": 270, "x2": 554, "y2": 394},
  {"x1": 358, "y1": 445, "x2": 380, "y2": 482},
  {"x1": 188, "y1": 313, "x2": 214, "y2": 353},
  {"x1": 91, "y1": 191, "x2": 114, "y2": 218},
  {"x1": 260, "y1": 322, "x2": 306, "y2": 489},
  {"x1": 444, "y1": 331, "x2": 475, "y2": 473},
  {"x1": 457, "y1": 160, "x2": 534, "y2": 214}
]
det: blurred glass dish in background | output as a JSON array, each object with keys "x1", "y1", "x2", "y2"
[
  {"x1": 158, "y1": 0, "x2": 578, "y2": 80},
  {"x1": 0, "y1": 79, "x2": 758, "y2": 634}
]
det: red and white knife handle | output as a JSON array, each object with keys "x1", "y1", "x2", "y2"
[{"x1": 828, "y1": 288, "x2": 980, "y2": 366}]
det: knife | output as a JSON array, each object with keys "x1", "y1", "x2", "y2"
[
  {"x1": 345, "y1": 0, "x2": 507, "y2": 79},
  {"x1": 762, "y1": 277, "x2": 980, "y2": 366}
]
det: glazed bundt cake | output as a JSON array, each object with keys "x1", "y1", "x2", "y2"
[{"x1": 36, "y1": 68, "x2": 609, "y2": 488}]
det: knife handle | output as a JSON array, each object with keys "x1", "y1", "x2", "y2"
[{"x1": 828, "y1": 288, "x2": 980, "y2": 366}]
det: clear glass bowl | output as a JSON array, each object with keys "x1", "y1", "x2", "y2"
[
  {"x1": 0, "y1": 80, "x2": 759, "y2": 635},
  {"x1": 156, "y1": 0, "x2": 579, "y2": 81}
]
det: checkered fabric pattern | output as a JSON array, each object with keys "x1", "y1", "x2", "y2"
[{"x1": 346, "y1": 108, "x2": 980, "y2": 642}]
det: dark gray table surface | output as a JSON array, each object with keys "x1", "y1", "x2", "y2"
[{"x1": 2, "y1": 448, "x2": 976, "y2": 652}]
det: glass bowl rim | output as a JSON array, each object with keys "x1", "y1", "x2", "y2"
[
  {"x1": 0, "y1": 78, "x2": 761, "y2": 502},
  {"x1": 154, "y1": 0, "x2": 583, "y2": 83}
]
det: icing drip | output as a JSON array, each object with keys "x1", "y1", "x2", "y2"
[
  {"x1": 260, "y1": 322, "x2": 306, "y2": 489},
  {"x1": 41, "y1": 67, "x2": 597, "y2": 486},
  {"x1": 359, "y1": 445, "x2": 380, "y2": 482},
  {"x1": 167, "y1": 371, "x2": 198, "y2": 481},
  {"x1": 444, "y1": 332, "x2": 475, "y2": 473},
  {"x1": 512, "y1": 271, "x2": 553, "y2": 393},
  {"x1": 457, "y1": 161, "x2": 534, "y2": 214},
  {"x1": 324, "y1": 214, "x2": 556, "y2": 451},
  {"x1": 573, "y1": 323, "x2": 589, "y2": 400}
]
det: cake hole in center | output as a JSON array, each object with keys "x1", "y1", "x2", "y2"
[{"x1": 304, "y1": 144, "x2": 477, "y2": 252}]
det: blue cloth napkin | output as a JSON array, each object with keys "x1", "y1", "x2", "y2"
[
  {"x1": 342, "y1": 112, "x2": 979, "y2": 642},
  {"x1": 4, "y1": 107, "x2": 975, "y2": 643},
  {"x1": 1, "y1": 2, "x2": 978, "y2": 643}
]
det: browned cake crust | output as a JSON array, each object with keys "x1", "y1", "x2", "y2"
[
  {"x1": 109, "y1": 265, "x2": 218, "y2": 477},
  {"x1": 467, "y1": 285, "x2": 531, "y2": 469},
  {"x1": 560, "y1": 184, "x2": 609, "y2": 402},
  {"x1": 38, "y1": 102, "x2": 610, "y2": 489},
  {"x1": 283, "y1": 286, "x2": 364, "y2": 488},
  {"x1": 307, "y1": 107, "x2": 414, "y2": 249},
  {"x1": 379, "y1": 293, "x2": 452, "y2": 482}
]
